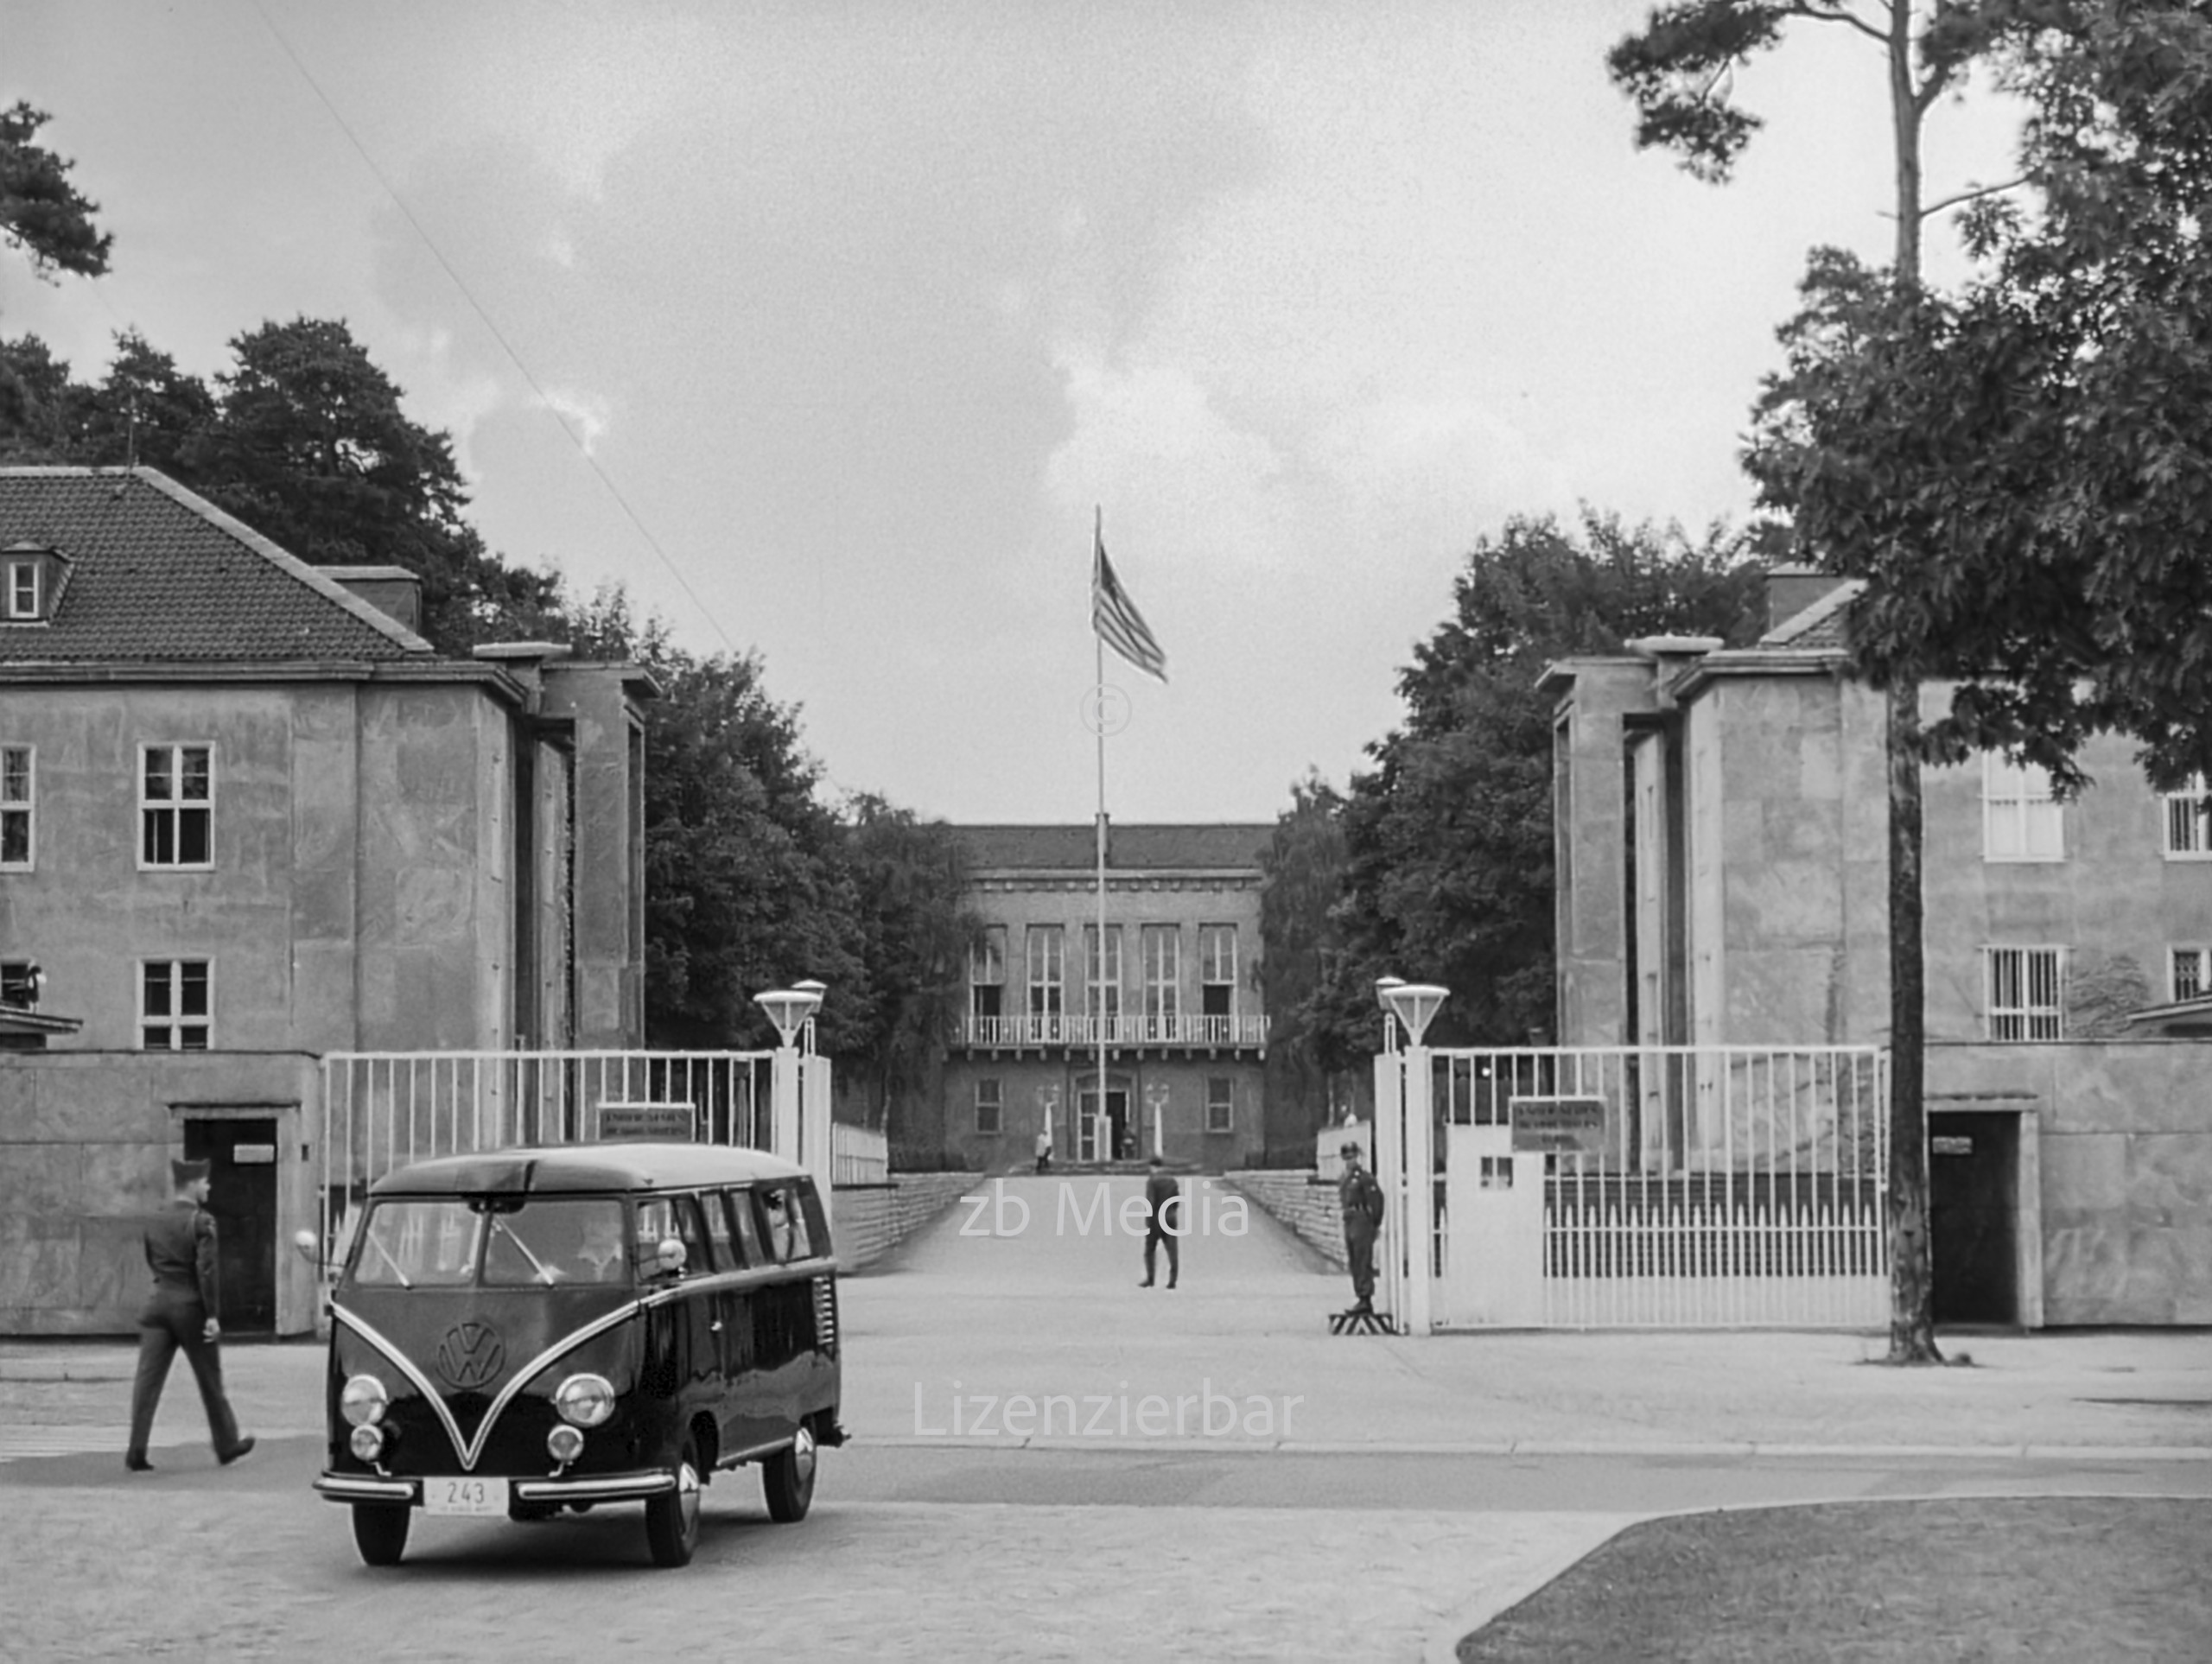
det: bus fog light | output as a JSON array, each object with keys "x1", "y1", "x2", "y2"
[
  {"x1": 553, "y1": 1373, "x2": 615, "y2": 1427},
  {"x1": 547, "y1": 1425, "x2": 585, "y2": 1463},
  {"x1": 349, "y1": 1423, "x2": 386, "y2": 1461}
]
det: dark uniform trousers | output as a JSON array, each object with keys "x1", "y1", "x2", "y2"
[
  {"x1": 1142, "y1": 1176, "x2": 1181, "y2": 1286},
  {"x1": 128, "y1": 1203, "x2": 244, "y2": 1461}
]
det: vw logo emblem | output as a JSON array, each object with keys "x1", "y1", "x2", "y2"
[{"x1": 436, "y1": 1320, "x2": 505, "y2": 1390}]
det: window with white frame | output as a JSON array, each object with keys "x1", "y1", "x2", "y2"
[
  {"x1": 1205, "y1": 1077, "x2": 1233, "y2": 1134},
  {"x1": 141, "y1": 745, "x2": 213, "y2": 868},
  {"x1": 969, "y1": 926, "x2": 1005, "y2": 1022},
  {"x1": 1026, "y1": 926, "x2": 1064, "y2": 1034},
  {"x1": 1198, "y1": 924, "x2": 1236, "y2": 1024},
  {"x1": 1084, "y1": 924, "x2": 1122, "y2": 1026},
  {"x1": 1982, "y1": 753, "x2": 2063, "y2": 861},
  {"x1": 2172, "y1": 947, "x2": 2209, "y2": 1002},
  {"x1": 0, "y1": 746, "x2": 30, "y2": 868},
  {"x1": 2162, "y1": 777, "x2": 2211, "y2": 858},
  {"x1": 1986, "y1": 946, "x2": 2064, "y2": 1040},
  {"x1": 1141, "y1": 924, "x2": 1179, "y2": 1035},
  {"x1": 4, "y1": 557, "x2": 41, "y2": 621},
  {"x1": 142, "y1": 959, "x2": 211, "y2": 1050},
  {"x1": 974, "y1": 1077, "x2": 1002, "y2": 1135}
]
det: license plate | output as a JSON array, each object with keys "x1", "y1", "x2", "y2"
[{"x1": 422, "y1": 1477, "x2": 508, "y2": 1516}]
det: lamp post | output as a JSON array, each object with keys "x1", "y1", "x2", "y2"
[
  {"x1": 753, "y1": 982, "x2": 825, "y2": 1169},
  {"x1": 1379, "y1": 979, "x2": 1449, "y2": 1337}
]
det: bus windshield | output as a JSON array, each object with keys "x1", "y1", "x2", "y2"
[{"x1": 351, "y1": 1197, "x2": 630, "y2": 1288}]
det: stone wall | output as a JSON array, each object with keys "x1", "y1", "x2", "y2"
[
  {"x1": 1223, "y1": 1171, "x2": 1345, "y2": 1266},
  {"x1": 832, "y1": 1173, "x2": 976, "y2": 1272}
]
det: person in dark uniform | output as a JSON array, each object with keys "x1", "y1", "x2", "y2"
[
  {"x1": 1139, "y1": 1156, "x2": 1180, "y2": 1289},
  {"x1": 124, "y1": 1158, "x2": 255, "y2": 1472},
  {"x1": 1338, "y1": 1141, "x2": 1385, "y2": 1313}
]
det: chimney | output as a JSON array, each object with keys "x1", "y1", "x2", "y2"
[
  {"x1": 1765, "y1": 563, "x2": 1846, "y2": 634},
  {"x1": 325, "y1": 565, "x2": 423, "y2": 633}
]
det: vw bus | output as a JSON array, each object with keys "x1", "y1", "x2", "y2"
[{"x1": 311, "y1": 1143, "x2": 842, "y2": 1568}]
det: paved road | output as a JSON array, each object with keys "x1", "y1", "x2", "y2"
[{"x1": 3, "y1": 1173, "x2": 2208, "y2": 1661}]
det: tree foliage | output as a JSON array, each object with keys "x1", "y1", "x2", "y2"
[
  {"x1": 1752, "y1": 3, "x2": 2212, "y2": 796},
  {"x1": 0, "y1": 102, "x2": 111, "y2": 283},
  {"x1": 181, "y1": 318, "x2": 565, "y2": 651},
  {"x1": 1313, "y1": 513, "x2": 1764, "y2": 1059},
  {"x1": 1259, "y1": 771, "x2": 1357, "y2": 1140}
]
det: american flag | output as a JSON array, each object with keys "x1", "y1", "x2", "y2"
[{"x1": 1091, "y1": 523, "x2": 1166, "y2": 683}]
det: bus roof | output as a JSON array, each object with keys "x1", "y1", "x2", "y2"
[{"x1": 368, "y1": 1142, "x2": 808, "y2": 1197}]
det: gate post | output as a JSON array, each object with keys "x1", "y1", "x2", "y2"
[
  {"x1": 1371, "y1": 1035, "x2": 1405, "y2": 1331},
  {"x1": 1377, "y1": 982, "x2": 1450, "y2": 1337}
]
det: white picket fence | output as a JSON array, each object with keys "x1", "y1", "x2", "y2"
[{"x1": 833, "y1": 1121, "x2": 890, "y2": 1184}]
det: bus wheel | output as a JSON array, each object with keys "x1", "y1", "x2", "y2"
[
  {"x1": 762, "y1": 1426, "x2": 817, "y2": 1523},
  {"x1": 352, "y1": 1502, "x2": 410, "y2": 1566},
  {"x1": 645, "y1": 1437, "x2": 702, "y2": 1567}
]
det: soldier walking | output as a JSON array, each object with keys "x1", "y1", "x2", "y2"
[{"x1": 124, "y1": 1158, "x2": 255, "y2": 1472}]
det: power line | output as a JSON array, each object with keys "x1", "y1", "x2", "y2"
[{"x1": 249, "y1": 0, "x2": 740, "y2": 658}]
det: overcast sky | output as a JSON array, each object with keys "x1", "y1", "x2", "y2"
[{"x1": 3, "y1": 2, "x2": 2022, "y2": 825}]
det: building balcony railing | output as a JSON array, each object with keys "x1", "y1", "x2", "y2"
[{"x1": 953, "y1": 1013, "x2": 1268, "y2": 1051}]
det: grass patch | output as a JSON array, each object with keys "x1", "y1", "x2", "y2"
[{"x1": 1459, "y1": 1496, "x2": 2212, "y2": 1662}]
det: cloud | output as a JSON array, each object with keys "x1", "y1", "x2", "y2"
[{"x1": 538, "y1": 385, "x2": 612, "y2": 458}]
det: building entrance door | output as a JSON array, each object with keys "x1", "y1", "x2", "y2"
[
  {"x1": 1077, "y1": 1086, "x2": 1130, "y2": 1162},
  {"x1": 183, "y1": 1117, "x2": 279, "y2": 1332},
  {"x1": 1930, "y1": 1112, "x2": 2018, "y2": 1326}
]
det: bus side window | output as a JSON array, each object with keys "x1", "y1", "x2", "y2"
[
  {"x1": 671, "y1": 1194, "x2": 713, "y2": 1274},
  {"x1": 704, "y1": 1187, "x2": 739, "y2": 1268},
  {"x1": 796, "y1": 1180, "x2": 831, "y2": 1258},
  {"x1": 723, "y1": 1189, "x2": 765, "y2": 1267},
  {"x1": 754, "y1": 1184, "x2": 809, "y2": 1263}
]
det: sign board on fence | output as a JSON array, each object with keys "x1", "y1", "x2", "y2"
[
  {"x1": 1509, "y1": 1095, "x2": 1607, "y2": 1155},
  {"x1": 597, "y1": 1102, "x2": 696, "y2": 1142}
]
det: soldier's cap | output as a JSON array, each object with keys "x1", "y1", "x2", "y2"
[{"x1": 170, "y1": 1158, "x2": 211, "y2": 1187}]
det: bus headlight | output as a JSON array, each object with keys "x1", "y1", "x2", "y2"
[
  {"x1": 349, "y1": 1423, "x2": 387, "y2": 1461},
  {"x1": 553, "y1": 1373, "x2": 615, "y2": 1427},
  {"x1": 341, "y1": 1374, "x2": 389, "y2": 1426}
]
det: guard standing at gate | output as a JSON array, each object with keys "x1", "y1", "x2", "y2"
[
  {"x1": 124, "y1": 1158, "x2": 256, "y2": 1472},
  {"x1": 1338, "y1": 1141, "x2": 1385, "y2": 1313}
]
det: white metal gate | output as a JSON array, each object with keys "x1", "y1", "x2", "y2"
[
  {"x1": 1376, "y1": 1045, "x2": 1888, "y2": 1330},
  {"x1": 314, "y1": 1047, "x2": 834, "y2": 1270}
]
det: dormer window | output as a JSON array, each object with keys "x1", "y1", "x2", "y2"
[{"x1": 1, "y1": 543, "x2": 63, "y2": 623}]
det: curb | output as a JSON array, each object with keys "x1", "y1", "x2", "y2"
[{"x1": 854, "y1": 1434, "x2": 2212, "y2": 1461}]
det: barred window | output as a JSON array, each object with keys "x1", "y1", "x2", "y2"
[
  {"x1": 2162, "y1": 778, "x2": 2211, "y2": 859},
  {"x1": 2173, "y1": 947, "x2": 2209, "y2": 1002},
  {"x1": 1986, "y1": 947, "x2": 2063, "y2": 1041},
  {"x1": 975, "y1": 1078, "x2": 1002, "y2": 1135}
]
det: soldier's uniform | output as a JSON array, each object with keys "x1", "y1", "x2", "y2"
[
  {"x1": 125, "y1": 1159, "x2": 252, "y2": 1470},
  {"x1": 1338, "y1": 1147, "x2": 1384, "y2": 1311}
]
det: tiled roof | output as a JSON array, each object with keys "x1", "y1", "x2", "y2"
[
  {"x1": 956, "y1": 822, "x2": 1273, "y2": 873},
  {"x1": 0, "y1": 467, "x2": 431, "y2": 663},
  {"x1": 1761, "y1": 579, "x2": 1861, "y2": 651}
]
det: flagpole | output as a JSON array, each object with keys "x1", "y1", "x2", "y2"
[{"x1": 1094, "y1": 506, "x2": 1109, "y2": 1166}]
